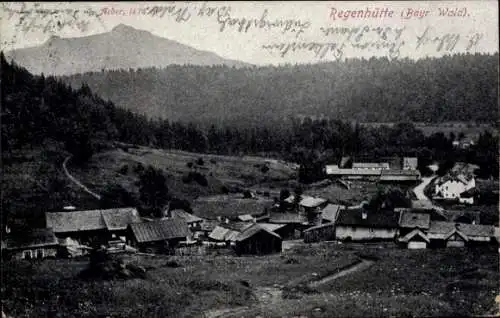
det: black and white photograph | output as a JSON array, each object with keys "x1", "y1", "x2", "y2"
[{"x1": 1, "y1": 1, "x2": 499, "y2": 317}]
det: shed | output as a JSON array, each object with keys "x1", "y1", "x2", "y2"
[
  {"x1": 427, "y1": 222, "x2": 471, "y2": 248},
  {"x1": 233, "y1": 224, "x2": 282, "y2": 255},
  {"x1": 3, "y1": 228, "x2": 59, "y2": 260},
  {"x1": 303, "y1": 222, "x2": 336, "y2": 243},
  {"x1": 268, "y1": 213, "x2": 308, "y2": 239},
  {"x1": 170, "y1": 209, "x2": 204, "y2": 229},
  {"x1": 398, "y1": 228, "x2": 430, "y2": 249},
  {"x1": 127, "y1": 219, "x2": 190, "y2": 253}
]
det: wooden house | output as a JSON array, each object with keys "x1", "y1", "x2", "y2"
[
  {"x1": 303, "y1": 222, "x2": 336, "y2": 243},
  {"x1": 335, "y1": 207, "x2": 399, "y2": 242},
  {"x1": 2, "y1": 228, "x2": 59, "y2": 260},
  {"x1": 45, "y1": 208, "x2": 141, "y2": 246},
  {"x1": 398, "y1": 211, "x2": 431, "y2": 237},
  {"x1": 268, "y1": 213, "x2": 308, "y2": 239},
  {"x1": 208, "y1": 223, "x2": 251, "y2": 246},
  {"x1": 233, "y1": 224, "x2": 282, "y2": 255},
  {"x1": 434, "y1": 173, "x2": 476, "y2": 204},
  {"x1": 127, "y1": 218, "x2": 190, "y2": 253}
]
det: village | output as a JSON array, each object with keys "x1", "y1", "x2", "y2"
[{"x1": 3, "y1": 155, "x2": 499, "y2": 261}]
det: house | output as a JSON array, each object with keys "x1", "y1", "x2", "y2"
[
  {"x1": 303, "y1": 222, "x2": 336, "y2": 243},
  {"x1": 2, "y1": 228, "x2": 59, "y2": 260},
  {"x1": 321, "y1": 204, "x2": 343, "y2": 224},
  {"x1": 257, "y1": 223, "x2": 289, "y2": 239},
  {"x1": 208, "y1": 222, "x2": 253, "y2": 245},
  {"x1": 325, "y1": 166, "x2": 382, "y2": 180},
  {"x1": 403, "y1": 157, "x2": 418, "y2": 170},
  {"x1": 170, "y1": 209, "x2": 204, "y2": 229},
  {"x1": 434, "y1": 173, "x2": 476, "y2": 204},
  {"x1": 352, "y1": 162, "x2": 390, "y2": 170},
  {"x1": 127, "y1": 218, "x2": 190, "y2": 253},
  {"x1": 398, "y1": 211, "x2": 431, "y2": 236},
  {"x1": 398, "y1": 229, "x2": 430, "y2": 249},
  {"x1": 45, "y1": 208, "x2": 142, "y2": 246},
  {"x1": 379, "y1": 169, "x2": 421, "y2": 183},
  {"x1": 268, "y1": 213, "x2": 308, "y2": 239},
  {"x1": 299, "y1": 197, "x2": 328, "y2": 226},
  {"x1": 335, "y1": 207, "x2": 399, "y2": 241},
  {"x1": 453, "y1": 138, "x2": 475, "y2": 149},
  {"x1": 233, "y1": 224, "x2": 282, "y2": 255}
]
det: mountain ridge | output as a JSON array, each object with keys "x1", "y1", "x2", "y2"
[{"x1": 4, "y1": 24, "x2": 251, "y2": 75}]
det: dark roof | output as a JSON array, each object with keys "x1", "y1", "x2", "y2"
[
  {"x1": 398, "y1": 228, "x2": 430, "y2": 243},
  {"x1": 234, "y1": 224, "x2": 282, "y2": 242},
  {"x1": 336, "y1": 208, "x2": 399, "y2": 228},
  {"x1": 46, "y1": 208, "x2": 140, "y2": 233},
  {"x1": 269, "y1": 213, "x2": 307, "y2": 224},
  {"x1": 399, "y1": 211, "x2": 431, "y2": 229},
  {"x1": 4, "y1": 228, "x2": 58, "y2": 250},
  {"x1": 129, "y1": 219, "x2": 189, "y2": 243},
  {"x1": 170, "y1": 209, "x2": 204, "y2": 223},
  {"x1": 304, "y1": 222, "x2": 335, "y2": 232},
  {"x1": 321, "y1": 204, "x2": 343, "y2": 222},
  {"x1": 208, "y1": 225, "x2": 241, "y2": 241}
]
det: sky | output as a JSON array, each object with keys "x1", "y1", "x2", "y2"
[{"x1": 1, "y1": 1, "x2": 498, "y2": 65}]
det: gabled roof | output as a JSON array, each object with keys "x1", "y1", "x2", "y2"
[
  {"x1": 208, "y1": 225, "x2": 243, "y2": 242},
  {"x1": 46, "y1": 208, "x2": 141, "y2": 233},
  {"x1": 237, "y1": 214, "x2": 255, "y2": 222},
  {"x1": 398, "y1": 211, "x2": 431, "y2": 229},
  {"x1": 444, "y1": 228, "x2": 469, "y2": 242},
  {"x1": 321, "y1": 204, "x2": 343, "y2": 223},
  {"x1": 101, "y1": 208, "x2": 141, "y2": 231},
  {"x1": 426, "y1": 221, "x2": 492, "y2": 241},
  {"x1": 399, "y1": 228, "x2": 430, "y2": 243},
  {"x1": 352, "y1": 162, "x2": 390, "y2": 169},
  {"x1": 299, "y1": 197, "x2": 327, "y2": 208},
  {"x1": 336, "y1": 208, "x2": 399, "y2": 228},
  {"x1": 4, "y1": 228, "x2": 58, "y2": 250},
  {"x1": 269, "y1": 213, "x2": 307, "y2": 224},
  {"x1": 129, "y1": 219, "x2": 189, "y2": 243},
  {"x1": 170, "y1": 209, "x2": 204, "y2": 224},
  {"x1": 258, "y1": 223, "x2": 287, "y2": 232},
  {"x1": 234, "y1": 224, "x2": 282, "y2": 242}
]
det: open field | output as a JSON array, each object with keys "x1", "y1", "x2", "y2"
[{"x1": 3, "y1": 243, "x2": 498, "y2": 317}]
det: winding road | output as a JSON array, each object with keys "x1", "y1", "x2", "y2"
[
  {"x1": 63, "y1": 156, "x2": 102, "y2": 200},
  {"x1": 413, "y1": 176, "x2": 435, "y2": 201}
]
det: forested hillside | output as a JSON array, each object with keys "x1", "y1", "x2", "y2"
[{"x1": 61, "y1": 53, "x2": 499, "y2": 125}]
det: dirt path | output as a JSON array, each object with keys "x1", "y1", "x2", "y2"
[
  {"x1": 413, "y1": 176, "x2": 435, "y2": 201},
  {"x1": 63, "y1": 156, "x2": 102, "y2": 200},
  {"x1": 308, "y1": 259, "x2": 375, "y2": 288}
]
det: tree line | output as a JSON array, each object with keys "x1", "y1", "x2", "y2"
[{"x1": 60, "y1": 53, "x2": 499, "y2": 126}]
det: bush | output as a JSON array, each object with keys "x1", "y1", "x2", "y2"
[
  {"x1": 260, "y1": 165, "x2": 270, "y2": 173},
  {"x1": 182, "y1": 172, "x2": 208, "y2": 186},
  {"x1": 133, "y1": 163, "x2": 145, "y2": 174},
  {"x1": 186, "y1": 162, "x2": 193, "y2": 168},
  {"x1": 210, "y1": 158, "x2": 217, "y2": 164},
  {"x1": 196, "y1": 158, "x2": 204, "y2": 166}
]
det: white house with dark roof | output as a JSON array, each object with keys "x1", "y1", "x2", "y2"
[{"x1": 434, "y1": 173, "x2": 476, "y2": 204}]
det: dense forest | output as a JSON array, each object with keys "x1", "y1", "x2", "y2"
[{"x1": 60, "y1": 53, "x2": 499, "y2": 125}]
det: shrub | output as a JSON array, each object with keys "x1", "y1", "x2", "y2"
[
  {"x1": 210, "y1": 158, "x2": 217, "y2": 164},
  {"x1": 196, "y1": 158, "x2": 204, "y2": 166},
  {"x1": 260, "y1": 165, "x2": 270, "y2": 173},
  {"x1": 133, "y1": 163, "x2": 145, "y2": 174},
  {"x1": 186, "y1": 162, "x2": 193, "y2": 168}
]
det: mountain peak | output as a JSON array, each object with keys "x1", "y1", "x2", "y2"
[{"x1": 111, "y1": 24, "x2": 138, "y2": 33}]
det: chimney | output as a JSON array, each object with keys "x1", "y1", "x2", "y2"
[{"x1": 361, "y1": 210, "x2": 367, "y2": 220}]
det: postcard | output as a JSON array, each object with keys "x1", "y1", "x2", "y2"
[{"x1": 1, "y1": 1, "x2": 499, "y2": 317}]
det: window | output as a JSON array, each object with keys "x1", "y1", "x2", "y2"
[
  {"x1": 23, "y1": 250, "x2": 32, "y2": 259},
  {"x1": 36, "y1": 249, "x2": 44, "y2": 259}
]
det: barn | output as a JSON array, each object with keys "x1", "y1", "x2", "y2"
[
  {"x1": 398, "y1": 228, "x2": 430, "y2": 249},
  {"x1": 127, "y1": 218, "x2": 190, "y2": 253},
  {"x1": 233, "y1": 224, "x2": 282, "y2": 255}
]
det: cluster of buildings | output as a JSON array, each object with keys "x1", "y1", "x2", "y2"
[{"x1": 325, "y1": 156, "x2": 421, "y2": 182}]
